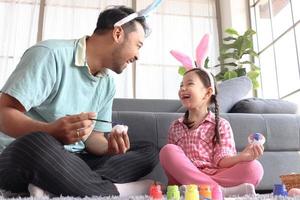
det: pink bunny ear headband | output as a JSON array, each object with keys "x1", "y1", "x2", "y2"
[{"x1": 170, "y1": 34, "x2": 215, "y2": 95}]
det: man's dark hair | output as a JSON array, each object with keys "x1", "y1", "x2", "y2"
[{"x1": 94, "y1": 6, "x2": 149, "y2": 36}]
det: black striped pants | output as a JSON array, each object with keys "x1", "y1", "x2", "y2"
[{"x1": 0, "y1": 132, "x2": 159, "y2": 197}]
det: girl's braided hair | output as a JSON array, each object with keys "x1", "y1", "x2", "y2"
[{"x1": 182, "y1": 68, "x2": 220, "y2": 146}]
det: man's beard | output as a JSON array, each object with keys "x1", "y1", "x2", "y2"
[{"x1": 111, "y1": 44, "x2": 127, "y2": 74}]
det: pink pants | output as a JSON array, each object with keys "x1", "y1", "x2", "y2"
[{"x1": 159, "y1": 144, "x2": 264, "y2": 199}]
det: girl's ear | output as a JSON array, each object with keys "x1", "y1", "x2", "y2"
[
  {"x1": 201, "y1": 87, "x2": 213, "y2": 100},
  {"x1": 196, "y1": 34, "x2": 209, "y2": 68},
  {"x1": 206, "y1": 87, "x2": 213, "y2": 98},
  {"x1": 170, "y1": 50, "x2": 193, "y2": 70}
]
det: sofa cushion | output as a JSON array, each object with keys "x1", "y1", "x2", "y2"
[
  {"x1": 113, "y1": 98, "x2": 182, "y2": 112},
  {"x1": 217, "y1": 76, "x2": 252, "y2": 113},
  {"x1": 229, "y1": 98, "x2": 298, "y2": 114},
  {"x1": 177, "y1": 76, "x2": 253, "y2": 113}
]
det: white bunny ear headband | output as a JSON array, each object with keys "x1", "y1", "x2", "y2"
[
  {"x1": 170, "y1": 34, "x2": 215, "y2": 95},
  {"x1": 114, "y1": 0, "x2": 162, "y2": 27}
]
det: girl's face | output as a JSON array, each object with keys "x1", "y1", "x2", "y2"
[{"x1": 178, "y1": 71, "x2": 211, "y2": 110}]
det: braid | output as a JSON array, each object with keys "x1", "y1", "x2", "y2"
[
  {"x1": 212, "y1": 94, "x2": 220, "y2": 146},
  {"x1": 183, "y1": 110, "x2": 194, "y2": 129}
]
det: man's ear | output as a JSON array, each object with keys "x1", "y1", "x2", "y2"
[{"x1": 112, "y1": 26, "x2": 125, "y2": 43}]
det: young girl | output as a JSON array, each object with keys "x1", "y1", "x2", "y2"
[{"x1": 159, "y1": 68, "x2": 264, "y2": 199}]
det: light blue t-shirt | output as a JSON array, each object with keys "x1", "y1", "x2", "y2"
[{"x1": 1, "y1": 36, "x2": 116, "y2": 152}]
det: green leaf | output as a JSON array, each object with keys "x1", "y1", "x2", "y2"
[
  {"x1": 221, "y1": 42, "x2": 235, "y2": 47},
  {"x1": 240, "y1": 61, "x2": 252, "y2": 64},
  {"x1": 244, "y1": 49, "x2": 258, "y2": 57},
  {"x1": 247, "y1": 70, "x2": 260, "y2": 79},
  {"x1": 225, "y1": 28, "x2": 239, "y2": 36},
  {"x1": 223, "y1": 36, "x2": 237, "y2": 41},
  {"x1": 250, "y1": 63, "x2": 260, "y2": 70},
  {"x1": 247, "y1": 69, "x2": 260, "y2": 89},
  {"x1": 244, "y1": 29, "x2": 256, "y2": 37},
  {"x1": 215, "y1": 72, "x2": 224, "y2": 81},
  {"x1": 178, "y1": 66, "x2": 186, "y2": 76},
  {"x1": 204, "y1": 57, "x2": 209, "y2": 69},
  {"x1": 224, "y1": 71, "x2": 238, "y2": 80},
  {"x1": 222, "y1": 62, "x2": 238, "y2": 67},
  {"x1": 219, "y1": 52, "x2": 236, "y2": 60},
  {"x1": 232, "y1": 37, "x2": 244, "y2": 58},
  {"x1": 235, "y1": 68, "x2": 247, "y2": 76},
  {"x1": 251, "y1": 78, "x2": 260, "y2": 89},
  {"x1": 241, "y1": 39, "x2": 253, "y2": 54},
  {"x1": 235, "y1": 37, "x2": 252, "y2": 58},
  {"x1": 221, "y1": 43, "x2": 236, "y2": 50},
  {"x1": 213, "y1": 64, "x2": 222, "y2": 68}
]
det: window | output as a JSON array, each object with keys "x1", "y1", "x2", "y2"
[
  {"x1": 296, "y1": 23, "x2": 300, "y2": 61},
  {"x1": 250, "y1": 0, "x2": 300, "y2": 99},
  {"x1": 292, "y1": 0, "x2": 300, "y2": 22},
  {"x1": 259, "y1": 47, "x2": 278, "y2": 98},
  {"x1": 275, "y1": 30, "x2": 300, "y2": 96}
]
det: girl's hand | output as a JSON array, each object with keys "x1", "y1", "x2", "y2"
[
  {"x1": 47, "y1": 112, "x2": 96, "y2": 144},
  {"x1": 239, "y1": 143, "x2": 264, "y2": 161}
]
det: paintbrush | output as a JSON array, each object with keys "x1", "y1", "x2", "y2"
[
  {"x1": 66, "y1": 114, "x2": 114, "y2": 124},
  {"x1": 89, "y1": 118, "x2": 113, "y2": 124}
]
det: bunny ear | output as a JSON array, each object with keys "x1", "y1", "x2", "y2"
[
  {"x1": 196, "y1": 34, "x2": 209, "y2": 68},
  {"x1": 170, "y1": 50, "x2": 193, "y2": 70}
]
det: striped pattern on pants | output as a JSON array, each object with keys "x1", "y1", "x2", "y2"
[{"x1": 0, "y1": 132, "x2": 159, "y2": 197}]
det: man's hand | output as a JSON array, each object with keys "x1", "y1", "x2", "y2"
[
  {"x1": 107, "y1": 125, "x2": 130, "y2": 154},
  {"x1": 47, "y1": 112, "x2": 96, "y2": 144}
]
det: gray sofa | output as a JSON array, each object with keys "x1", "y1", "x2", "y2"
[{"x1": 112, "y1": 97, "x2": 300, "y2": 192}]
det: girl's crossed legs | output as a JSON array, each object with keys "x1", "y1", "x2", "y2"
[{"x1": 159, "y1": 144, "x2": 264, "y2": 198}]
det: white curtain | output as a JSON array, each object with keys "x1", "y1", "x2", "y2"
[
  {"x1": 42, "y1": 0, "x2": 133, "y2": 39},
  {"x1": 0, "y1": 0, "x2": 39, "y2": 87}
]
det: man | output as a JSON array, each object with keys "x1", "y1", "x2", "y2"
[{"x1": 0, "y1": 5, "x2": 158, "y2": 197}]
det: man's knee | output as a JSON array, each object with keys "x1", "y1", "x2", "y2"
[
  {"x1": 132, "y1": 141, "x2": 159, "y2": 164},
  {"x1": 9, "y1": 132, "x2": 54, "y2": 147},
  {"x1": 1, "y1": 132, "x2": 60, "y2": 164}
]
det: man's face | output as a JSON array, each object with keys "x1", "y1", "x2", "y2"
[{"x1": 111, "y1": 22, "x2": 145, "y2": 74}]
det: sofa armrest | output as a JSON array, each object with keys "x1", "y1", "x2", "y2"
[{"x1": 229, "y1": 98, "x2": 298, "y2": 114}]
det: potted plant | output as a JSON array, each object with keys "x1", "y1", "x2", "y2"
[{"x1": 214, "y1": 28, "x2": 260, "y2": 89}]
